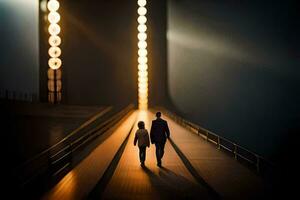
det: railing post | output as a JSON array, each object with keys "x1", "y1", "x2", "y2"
[
  {"x1": 217, "y1": 137, "x2": 221, "y2": 149},
  {"x1": 256, "y1": 155, "x2": 260, "y2": 173},
  {"x1": 234, "y1": 144, "x2": 237, "y2": 159}
]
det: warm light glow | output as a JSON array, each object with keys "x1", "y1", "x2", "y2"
[
  {"x1": 138, "y1": 49, "x2": 147, "y2": 57},
  {"x1": 138, "y1": 71, "x2": 148, "y2": 77},
  {"x1": 48, "y1": 12, "x2": 61, "y2": 24},
  {"x1": 137, "y1": 7, "x2": 147, "y2": 15},
  {"x1": 137, "y1": 16, "x2": 147, "y2": 24},
  {"x1": 137, "y1": 0, "x2": 148, "y2": 110},
  {"x1": 138, "y1": 0, "x2": 147, "y2": 7},
  {"x1": 138, "y1": 32, "x2": 147, "y2": 41},
  {"x1": 47, "y1": 0, "x2": 62, "y2": 103},
  {"x1": 48, "y1": 23, "x2": 61, "y2": 35},
  {"x1": 138, "y1": 57, "x2": 148, "y2": 64},
  {"x1": 138, "y1": 41, "x2": 147, "y2": 49},
  {"x1": 49, "y1": 46, "x2": 62, "y2": 58},
  {"x1": 49, "y1": 58, "x2": 62, "y2": 70},
  {"x1": 138, "y1": 77, "x2": 148, "y2": 83},
  {"x1": 49, "y1": 35, "x2": 61, "y2": 46},
  {"x1": 47, "y1": 0, "x2": 60, "y2": 12},
  {"x1": 137, "y1": 24, "x2": 147, "y2": 32},
  {"x1": 40, "y1": 0, "x2": 47, "y2": 12},
  {"x1": 138, "y1": 64, "x2": 148, "y2": 71}
]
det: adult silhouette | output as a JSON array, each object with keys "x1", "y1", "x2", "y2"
[{"x1": 150, "y1": 112, "x2": 170, "y2": 167}]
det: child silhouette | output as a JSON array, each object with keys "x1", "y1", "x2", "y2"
[{"x1": 134, "y1": 121, "x2": 150, "y2": 166}]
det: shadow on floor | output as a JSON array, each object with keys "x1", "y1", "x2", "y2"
[{"x1": 141, "y1": 166, "x2": 212, "y2": 200}]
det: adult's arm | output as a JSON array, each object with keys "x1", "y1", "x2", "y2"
[
  {"x1": 165, "y1": 121, "x2": 170, "y2": 138},
  {"x1": 150, "y1": 121, "x2": 155, "y2": 144}
]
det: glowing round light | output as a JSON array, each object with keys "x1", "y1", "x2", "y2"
[
  {"x1": 138, "y1": 41, "x2": 147, "y2": 49},
  {"x1": 137, "y1": 7, "x2": 147, "y2": 15},
  {"x1": 138, "y1": 64, "x2": 148, "y2": 71},
  {"x1": 40, "y1": 0, "x2": 47, "y2": 12},
  {"x1": 138, "y1": 33, "x2": 147, "y2": 41},
  {"x1": 138, "y1": 57, "x2": 148, "y2": 64},
  {"x1": 48, "y1": 23, "x2": 61, "y2": 35},
  {"x1": 47, "y1": 0, "x2": 60, "y2": 12},
  {"x1": 139, "y1": 94, "x2": 148, "y2": 99},
  {"x1": 48, "y1": 58, "x2": 62, "y2": 70},
  {"x1": 139, "y1": 89, "x2": 148, "y2": 95},
  {"x1": 138, "y1": 49, "x2": 147, "y2": 57},
  {"x1": 137, "y1": 16, "x2": 147, "y2": 24},
  {"x1": 138, "y1": 0, "x2": 147, "y2": 7},
  {"x1": 138, "y1": 71, "x2": 148, "y2": 77},
  {"x1": 138, "y1": 76, "x2": 148, "y2": 82},
  {"x1": 48, "y1": 46, "x2": 61, "y2": 58},
  {"x1": 138, "y1": 85, "x2": 148, "y2": 91},
  {"x1": 138, "y1": 81, "x2": 148, "y2": 86},
  {"x1": 48, "y1": 12, "x2": 60, "y2": 24},
  {"x1": 49, "y1": 35, "x2": 61, "y2": 46},
  {"x1": 137, "y1": 24, "x2": 147, "y2": 32}
]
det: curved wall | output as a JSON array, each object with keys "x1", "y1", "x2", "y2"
[{"x1": 167, "y1": 0, "x2": 300, "y2": 161}]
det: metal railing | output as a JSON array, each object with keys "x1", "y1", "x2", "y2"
[
  {"x1": 14, "y1": 104, "x2": 135, "y2": 192},
  {"x1": 159, "y1": 108, "x2": 275, "y2": 175},
  {"x1": 0, "y1": 89, "x2": 38, "y2": 102}
]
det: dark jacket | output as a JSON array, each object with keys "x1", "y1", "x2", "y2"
[
  {"x1": 150, "y1": 118, "x2": 170, "y2": 144},
  {"x1": 134, "y1": 129, "x2": 150, "y2": 147}
]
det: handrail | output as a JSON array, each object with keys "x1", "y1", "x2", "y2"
[
  {"x1": 16, "y1": 106, "x2": 112, "y2": 169},
  {"x1": 15, "y1": 104, "x2": 135, "y2": 190},
  {"x1": 158, "y1": 107, "x2": 275, "y2": 174}
]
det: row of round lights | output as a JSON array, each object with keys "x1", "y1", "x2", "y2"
[
  {"x1": 47, "y1": 0, "x2": 62, "y2": 103},
  {"x1": 48, "y1": 0, "x2": 61, "y2": 70},
  {"x1": 137, "y1": 0, "x2": 148, "y2": 110}
]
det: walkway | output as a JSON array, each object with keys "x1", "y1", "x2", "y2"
[{"x1": 42, "y1": 110, "x2": 267, "y2": 200}]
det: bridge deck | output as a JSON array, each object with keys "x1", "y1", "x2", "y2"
[
  {"x1": 162, "y1": 113, "x2": 266, "y2": 199},
  {"x1": 101, "y1": 111, "x2": 212, "y2": 200},
  {"x1": 42, "y1": 110, "x2": 267, "y2": 200}
]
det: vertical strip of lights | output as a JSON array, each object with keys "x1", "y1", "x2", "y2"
[
  {"x1": 47, "y1": 0, "x2": 62, "y2": 103},
  {"x1": 137, "y1": 0, "x2": 148, "y2": 110}
]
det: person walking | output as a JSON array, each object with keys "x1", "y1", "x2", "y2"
[
  {"x1": 134, "y1": 121, "x2": 150, "y2": 166},
  {"x1": 150, "y1": 112, "x2": 170, "y2": 167}
]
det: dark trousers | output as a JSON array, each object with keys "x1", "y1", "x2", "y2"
[
  {"x1": 155, "y1": 142, "x2": 165, "y2": 164},
  {"x1": 139, "y1": 146, "x2": 147, "y2": 163}
]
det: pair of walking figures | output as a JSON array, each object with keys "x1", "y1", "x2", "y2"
[{"x1": 134, "y1": 112, "x2": 170, "y2": 167}]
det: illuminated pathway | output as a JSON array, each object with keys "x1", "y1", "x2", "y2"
[
  {"x1": 42, "y1": 110, "x2": 266, "y2": 200},
  {"x1": 99, "y1": 111, "x2": 212, "y2": 199}
]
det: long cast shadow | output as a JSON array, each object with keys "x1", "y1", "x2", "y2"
[{"x1": 141, "y1": 166, "x2": 213, "y2": 200}]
